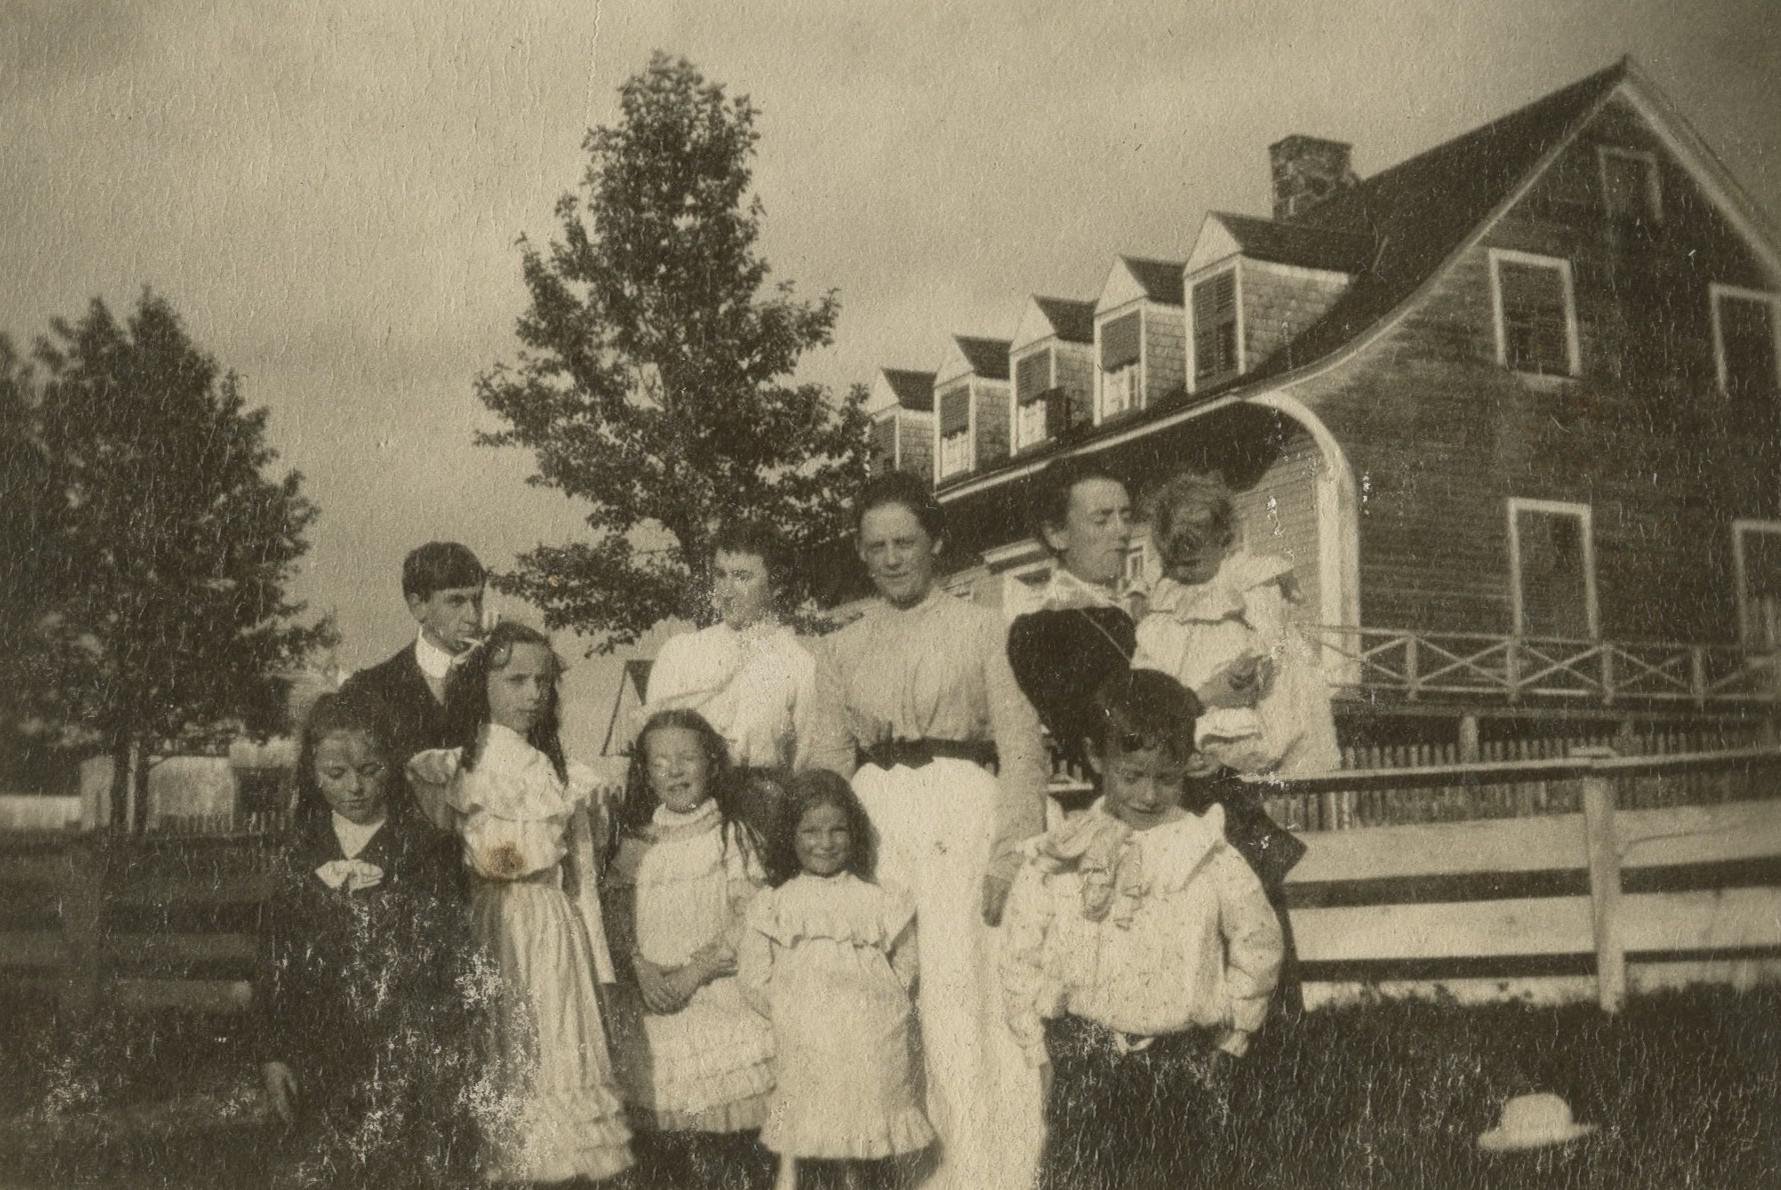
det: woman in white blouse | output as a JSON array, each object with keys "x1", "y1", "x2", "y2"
[
  {"x1": 644, "y1": 521, "x2": 817, "y2": 796},
  {"x1": 807, "y1": 473, "x2": 1049, "y2": 1190}
]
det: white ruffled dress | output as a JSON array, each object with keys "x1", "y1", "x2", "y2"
[
  {"x1": 739, "y1": 873, "x2": 933, "y2": 1160},
  {"x1": 1134, "y1": 550, "x2": 1341, "y2": 775},
  {"x1": 605, "y1": 800, "x2": 776, "y2": 1131},
  {"x1": 414, "y1": 724, "x2": 632, "y2": 1184}
]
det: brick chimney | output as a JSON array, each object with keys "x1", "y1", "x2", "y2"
[{"x1": 1269, "y1": 135, "x2": 1356, "y2": 221}]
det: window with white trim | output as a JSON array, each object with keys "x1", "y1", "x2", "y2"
[
  {"x1": 1508, "y1": 499, "x2": 1596, "y2": 639},
  {"x1": 1733, "y1": 520, "x2": 1781, "y2": 649},
  {"x1": 936, "y1": 385, "x2": 972, "y2": 480},
  {"x1": 1191, "y1": 270, "x2": 1239, "y2": 385},
  {"x1": 1013, "y1": 350, "x2": 1052, "y2": 451},
  {"x1": 1598, "y1": 146, "x2": 1661, "y2": 227},
  {"x1": 1122, "y1": 542, "x2": 1149, "y2": 587},
  {"x1": 1098, "y1": 312, "x2": 1141, "y2": 421},
  {"x1": 1711, "y1": 285, "x2": 1781, "y2": 402},
  {"x1": 869, "y1": 414, "x2": 897, "y2": 477},
  {"x1": 1489, "y1": 250, "x2": 1580, "y2": 377}
]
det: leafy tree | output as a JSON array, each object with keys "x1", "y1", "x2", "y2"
[
  {"x1": 477, "y1": 52, "x2": 872, "y2": 651},
  {"x1": 3, "y1": 291, "x2": 333, "y2": 830}
]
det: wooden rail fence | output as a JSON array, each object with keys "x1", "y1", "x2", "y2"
[{"x1": 4, "y1": 747, "x2": 1779, "y2": 1018}]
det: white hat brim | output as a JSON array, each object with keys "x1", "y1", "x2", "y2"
[{"x1": 1478, "y1": 1122, "x2": 1597, "y2": 1152}]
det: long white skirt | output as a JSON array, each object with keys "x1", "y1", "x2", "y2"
[{"x1": 854, "y1": 758, "x2": 1043, "y2": 1190}]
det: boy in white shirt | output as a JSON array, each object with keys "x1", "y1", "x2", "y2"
[{"x1": 1000, "y1": 668, "x2": 1283, "y2": 1190}]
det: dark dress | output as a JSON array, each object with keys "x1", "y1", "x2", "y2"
[
  {"x1": 1007, "y1": 605, "x2": 1137, "y2": 779},
  {"x1": 255, "y1": 806, "x2": 471, "y2": 1189},
  {"x1": 1008, "y1": 597, "x2": 1308, "y2": 1016}
]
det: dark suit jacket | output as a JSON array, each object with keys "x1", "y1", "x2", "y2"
[
  {"x1": 255, "y1": 807, "x2": 465, "y2": 1099},
  {"x1": 339, "y1": 644, "x2": 454, "y2": 772}
]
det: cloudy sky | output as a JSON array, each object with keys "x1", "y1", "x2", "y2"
[{"x1": 4, "y1": 0, "x2": 1778, "y2": 757}]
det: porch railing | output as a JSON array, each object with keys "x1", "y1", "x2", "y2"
[{"x1": 1305, "y1": 625, "x2": 1781, "y2": 707}]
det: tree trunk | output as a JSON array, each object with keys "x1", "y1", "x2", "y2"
[
  {"x1": 108, "y1": 736, "x2": 131, "y2": 834},
  {"x1": 131, "y1": 738, "x2": 152, "y2": 834}
]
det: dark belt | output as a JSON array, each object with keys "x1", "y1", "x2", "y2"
[{"x1": 858, "y1": 738, "x2": 998, "y2": 771}]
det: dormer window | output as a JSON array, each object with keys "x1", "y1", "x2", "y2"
[
  {"x1": 937, "y1": 386, "x2": 972, "y2": 479},
  {"x1": 1191, "y1": 270, "x2": 1240, "y2": 386},
  {"x1": 1598, "y1": 146, "x2": 1661, "y2": 227},
  {"x1": 1488, "y1": 249, "x2": 1579, "y2": 378},
  {"x1": 1712, "y1": 284, "x2": 1781, "y2": 402},
  {"x1": 1099, "y1": 312, "x2": 1140, "y2": 419},
  {"x1": 1014, "y1": 350, "x2": 1053, "y2": 450}
]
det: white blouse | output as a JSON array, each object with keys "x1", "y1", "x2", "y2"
[
  {"x1": 999, "y1": 802, "x2": 1283, "y2": 1064},
  {"x1": 644, "y1": 621, "x2": 817, "y2": 770}
]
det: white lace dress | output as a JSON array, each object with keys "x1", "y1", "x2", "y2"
[
  {"x1": 412, "y1": 724, "x2": 631, "y2": 1184},
  {"x1": 605, "y1": 800, "x2": 776, "y2": 1131},
  {"x1": 739, "y1": 872, "x2": 933, "y2": 1160}
]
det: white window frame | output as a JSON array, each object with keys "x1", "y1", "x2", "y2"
[
  {"x1": 1732, "y1": 518, "x2": 1781, "y2": 648},
  {"x1": 1094, "y1": 305, "x2": 1147, "y2": 424},
  {"x1": 1596, "y1": 146, "x2": 1662, "y2": 224},
  {"x1": 1186, "y1": 263, "x2": 1245, "y2": 393},
  {"x1": 1709, "y1": 283, "x2": 1781, "y2": 398},
  {"x1": 1011, "y1": 346, "x2": 1056, "y2": 451},
  {"x1": 1507, "y1": 498, "x2": 1598, "y2": 639},
  {"x1": 1122, "y1": 539, "x2": 1150, "y2": 589},
  {"x1": 1488, "y1": 249, "x2": 1581, "y2": 379},
  {"x1": 937, "y1": 430, "x2": 971, "y2": 480}
]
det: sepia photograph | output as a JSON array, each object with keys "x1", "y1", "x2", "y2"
[{"x1": 2, "y1": 1, "x2": 1779, "y2": 1186}]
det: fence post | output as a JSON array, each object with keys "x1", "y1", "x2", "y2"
[
  {"x1": 1458, "y1": 715, "x2": 1481, "y2": 763},
  {"x1": 59, "y1": 835, "x2": 107, "y2": 1024},
  {"x1": 1572, "y1": 746, "x2": 1625, "y2": 1013}
]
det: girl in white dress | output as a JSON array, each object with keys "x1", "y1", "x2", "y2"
[
  {"x1": 408, "y1": 622, "x2": 633, "y2": 1184},
  {"x1": 740, "y1": 769, "x2": 934, "y2": 1190},
  {"x1": 605, "y1": 708, "x2": 778, "y2": 1188}
]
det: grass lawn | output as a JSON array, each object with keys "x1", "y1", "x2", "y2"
[{"x1": 0, "y1": 986, "x2": 1775, "y2": 1188}]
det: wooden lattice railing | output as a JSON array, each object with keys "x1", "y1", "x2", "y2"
[{"x1": 1304, "y1": 626, "x2": 1781, "y2": 707}]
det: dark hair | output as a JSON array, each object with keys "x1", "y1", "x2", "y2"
[
  {"x1": 615, "y1": 709, "x2": 758, "y2": 863},
  {"x1": 1093, "y1": 669, "x2": 1202, "y2": 763},
  {"x1": 402, "y1": 541, "x2": 485, "y2": 602},
  {"x1": 1030, "y1": 456, "x2": 1130, "y2": 555},
  {"x1": 1144, "y1": 472, "x2": 1237, "y2": 570},
  {"x1": 440, "y1": 621, "x2": 567, "y2": 783},
  {"x1": 763, "y1": 768, "x2": 877, "y2": 886},
  {"x1": 710, "y1": 521, "x2": 794, "y2": 599},
  {"x1": 293, "y1": 690, "x2": 399, "y2": 826},
  {"x1": 853, "y1": 471, "x2": 945, "y2": 541}
]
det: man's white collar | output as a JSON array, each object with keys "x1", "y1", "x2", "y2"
[{"x1": 414, "y1": 631, "x2": 457, "y2": 681}]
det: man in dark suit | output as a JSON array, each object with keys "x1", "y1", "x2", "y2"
[{"x1": 339, "y1": 542, "x2": 486, "y2": 778}]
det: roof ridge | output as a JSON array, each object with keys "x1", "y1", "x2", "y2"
[{"x1": 1339, "y1": 58, "x2": 1626, "y2": 205}]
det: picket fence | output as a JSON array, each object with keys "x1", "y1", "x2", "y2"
[{"x1": 2, "y1": 746, "x2": 1778, "y2": 1018}]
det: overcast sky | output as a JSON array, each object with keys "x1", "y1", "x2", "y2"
[{"x1": 4, "y1": 0, "x2": 1777, "y2": 757}]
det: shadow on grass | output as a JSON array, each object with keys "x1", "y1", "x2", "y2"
[{"x1": 2, "y1": 985, "x2": 1777, "y2": 1188}]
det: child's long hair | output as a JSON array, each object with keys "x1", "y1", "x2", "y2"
[
  {"x1": 440, "y1": 621, "x2": 568, "y2": 783},
  {"x1": 763, "y1": 769, "x2": 877, "y2": 887},
  {"x1": 615, "y1": 708, "x2": 755, "y2": 860},
  {"x1": 293, "y1": 690, "x2": 400, "y2": 828}
]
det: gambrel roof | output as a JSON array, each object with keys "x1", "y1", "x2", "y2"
[{"x1": 1238, "y1": 58, "x2": 1631, "y2": 382}]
